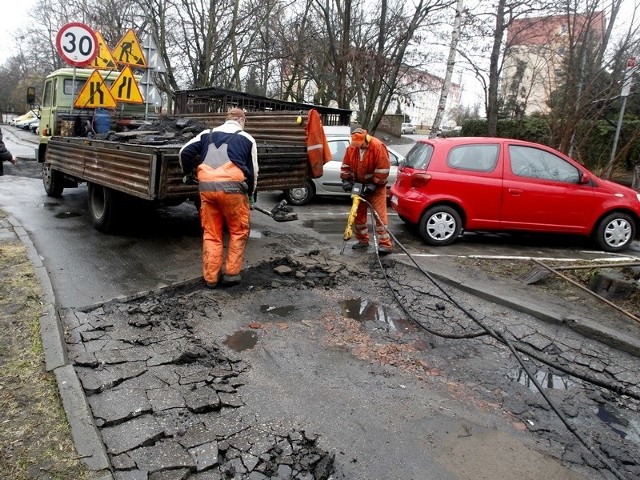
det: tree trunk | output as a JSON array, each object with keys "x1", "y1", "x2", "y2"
[
  {"x1": 431, "y1": 0, "x2": 463, "y2": 136},
  {"x1": 487, "y1": 0, "x2": 506, "y2": 136}
]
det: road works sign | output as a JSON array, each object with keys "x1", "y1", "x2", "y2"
[
  {"x1": 112, "y1": 29, "x2": 147, "y2": 68},
  {"x1": 56, "y1": 22, "x2": 99, "y2": 67},
  {"x1": 89, "y1": 31, "x2": 117, "y2": 69},
  {"x1": 110, "y1": 66, "x2": 144, "y2": 104},
  {"x1": 73, "y1": 70, "x2": 117, "y2": 108}
]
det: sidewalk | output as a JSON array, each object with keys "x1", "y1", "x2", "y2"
[{"x1": 394, "y1": 254, "x2": 640, "y2": 357}]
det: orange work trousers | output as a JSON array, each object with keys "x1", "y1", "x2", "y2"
[
  {"x1": 199, "y1": 191, "x2": 250, "y2": 283},
  {"x1": 354, "y1": 188, "x2": 392, "y2": 249}
]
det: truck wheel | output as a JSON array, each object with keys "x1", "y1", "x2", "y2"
[
  {"x1": 283, "y1": 180, "x2": 315, "y2": 206},
  {"x1": 43, "y1": 163, "x2": 64, "y2": 197},
  {"x1": 419, "y1": 205, "x2": 462, "y2": 246},
  {"x1": 88, "y1": 183, "x2": 120, "y2": 233},
  {"x1": 593, "y1": 212, "x2": 635, "y2": 252}
]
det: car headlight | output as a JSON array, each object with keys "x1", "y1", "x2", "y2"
[{"x1": 637, "y1": 193, "x2": 640, "y2": 202}]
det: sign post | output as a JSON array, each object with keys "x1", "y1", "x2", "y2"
[{"x1": 607, "y1": 57, "x2": 636, "y2": 178}]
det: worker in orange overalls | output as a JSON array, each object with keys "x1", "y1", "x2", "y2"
[
  {"x1": 179, "y1": 108, "x2": 259, "y2": 288},
  {"x1": 340, "y1": 128, "x2": 393, "y2": 255}
]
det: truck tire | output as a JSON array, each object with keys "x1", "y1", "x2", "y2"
[
  {"x1": 43, "y1": 163, "x2": 64, "y2": 197},
  {"x1": 88, "y1": 183, "x2": 120, "y2": 233}
]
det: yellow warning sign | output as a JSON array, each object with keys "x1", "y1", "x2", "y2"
[
  {"x1": 112, "y1": 29, "x2": 147, "y2": 68},
  {"x1": 110, "y1": 66, "x2": 144, "y2": 104},
  {"x1": 89, "y1": 31, "x2": 117, "y2": 69},
  {"x1": 73, "y1": 70, "x2": 117, "y2": 108}
]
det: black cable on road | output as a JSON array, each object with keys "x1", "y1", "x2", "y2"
[{"x1": 357, "y1": 197, "x2": 633, "y2": 480}]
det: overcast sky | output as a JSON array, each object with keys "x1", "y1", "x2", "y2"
[
  {"x1": 0, "y1": 0, "x2": 37, "y2": 64},
  {"x1": 1, "y1": 0, "x2": 637, "y2": 107}
]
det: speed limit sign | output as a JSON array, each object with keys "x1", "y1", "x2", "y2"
[{"x1": 56, "y1": 22, "x2": 98, "y2": 67}]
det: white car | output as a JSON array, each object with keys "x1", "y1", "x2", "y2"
[
  {"x1": 401, "y1": 122, "x2": 416, "y2": 134},
  {"x1": 282, "y1": 136, "x2": 404, "y2": 205}
]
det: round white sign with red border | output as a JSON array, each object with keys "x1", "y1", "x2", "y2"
[{"x1": 56, "y1": 22, "x2": 99, "y2": 67}]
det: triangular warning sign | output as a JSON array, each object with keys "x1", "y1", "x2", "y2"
[
  {"x1": 109, "y1": 66, "x2": 144, "y2": 104},
  {"x1": 73, "y1": 70, "x2": 117, "y2": 108},
  {"x1": 89, "y1": 31, "x2": 117, "y2": 69},
  {"x1": 112, "y1": 29, "x2": 147, "y2": 68}
]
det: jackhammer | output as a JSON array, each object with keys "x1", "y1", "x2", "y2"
[{"x1": 340, "y1": 183, "x2": 363, "y2": 254}]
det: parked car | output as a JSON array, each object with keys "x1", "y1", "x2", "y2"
[
  {"x1": 10, "y1": 110, "x2": 38, "y2": 127},
  {"x1": 26, "y1": 118, "x2": 40, "y2": 132},
  {"x1": 401, "y1": 122, "x2": 416, "y2": 134},
  {"x1": 283, "y1": 136, "x2": 405, "y2": 205},
  {"x1": 28, "y1": 118, "x2": 39, "y2": 134},
  {"x1": 390, "y1": 137, "x2": 640, "y2": 252}
]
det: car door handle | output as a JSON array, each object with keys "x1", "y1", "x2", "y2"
[{"x1": 508, "y1": 188, "x2": 523, "y2": 196}]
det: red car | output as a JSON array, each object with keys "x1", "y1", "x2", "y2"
[{"x1": 390, "y1": 137, "x2": 640, "y2": 252}]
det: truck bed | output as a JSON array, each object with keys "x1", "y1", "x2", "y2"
[{"x1": 45, "y1": 136, "x2": 308, "y2": 201}]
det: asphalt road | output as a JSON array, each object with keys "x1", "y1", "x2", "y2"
[{"x1": 1, "y1": 125, "x2": 638, "y2": 309}]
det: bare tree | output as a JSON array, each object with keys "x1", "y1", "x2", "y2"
[{"x1": 431, "y1": 0, "x2": 464, "y2": 134}]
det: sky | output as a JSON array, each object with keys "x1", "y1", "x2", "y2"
[
  {"x1": 0, "y1": 0, "x2": 638, "y2": 107},
  {"x1": 0, "y1": 0, "x2": 37, "y2": 64}
]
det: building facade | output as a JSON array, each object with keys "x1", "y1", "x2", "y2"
[{"x1": 501, "y1": 12, "x2": 605, "y2": 116}]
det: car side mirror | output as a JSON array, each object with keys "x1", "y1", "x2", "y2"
[{"x1": 579, "y1": 173, "x2": 590, "y2": 184}]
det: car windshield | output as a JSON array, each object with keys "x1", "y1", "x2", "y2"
[{"x1": 404, "y1": 142, "x2": 434, "y2": 169}]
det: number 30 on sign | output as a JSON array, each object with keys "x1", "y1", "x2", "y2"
[{"x1": 56, "y1": 22, "x2": 98, "y2": 67}]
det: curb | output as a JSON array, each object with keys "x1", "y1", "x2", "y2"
[
  {"x1": 421, "y1": 264, "x2": 640, "y2": 358},
  {"x1": 6, "y1": 215, "x2": 114, "y2": 479}
]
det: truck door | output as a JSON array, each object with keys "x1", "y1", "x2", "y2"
[{"x1": 39, "y1": 79, "x2": 55, "y2": 140}]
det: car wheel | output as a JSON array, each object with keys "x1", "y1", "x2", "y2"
[
  {"x1": 593, "y1": 213, "x2": 635, "y2": 252},
  {"x1": 283, "y1": 180, "x2": 315, "y2": 206},
  {"x1": 419, "y1": 205, "x2": 462, "y2": 246},
  {"x1": 43, "y1": 163, "x2": 64, "y2": 197}
]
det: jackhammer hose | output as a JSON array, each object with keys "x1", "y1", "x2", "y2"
[{"x1": 359, "y1": 199, "x2": 635, "y2": 479}]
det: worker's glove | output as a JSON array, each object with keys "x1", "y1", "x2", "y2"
[
  {"x1": 341, "y1": 180, "x2": 354, "y2": 192},
  {"x1": 248, "y1": 195, "x2": 255, "y2": 210},
  {"x1": 363, "y1": 183, "x2": 377, "y2": 194},
  {"x1": 183, "y1": 174, "x2": 198, "y2": 185}
]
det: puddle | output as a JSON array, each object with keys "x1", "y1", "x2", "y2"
[
  {"x1": 508, "y1": 367, "x2": 576, "y2": 391},
  {"x1": 260, "y1": 304, "x2": 296, "y2": 318},
  {"x1": 224, "y1": 330, "x2": 258, "y2": 352},
  {"x1": 341, "y1": 298, "x2": 416, "y2": 333},
  {"x1": 42, "y1": 202, "x2": 60, "y2": 209},
  {"x1": 54, "y1": 211, "x2": 82, "y2": 219},
  {"x1": 597, "y1": 405, "x2": 640, "y2": 444}
]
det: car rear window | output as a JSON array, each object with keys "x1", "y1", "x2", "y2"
[
  {"x1": 404, "y1": 142, "x2": 434, "y2": 169},
  {"x1": 447, "y1": 144, "x2": 499, "y2": 172}
]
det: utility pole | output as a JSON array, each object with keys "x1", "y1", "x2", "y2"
[
  {"x1": 603, "y1": 57, "x2": 636, "y2": 179},
  {"x1": 430, "y1": 0, "x2": 463, "y2": 137}
]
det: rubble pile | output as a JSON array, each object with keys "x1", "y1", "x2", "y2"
[
  {"x1": 92, "y1": 117, "x2": 210, "y2": 146},
  {"x1": 61, "y1": 285, "x2": 335, "y2": 480}
]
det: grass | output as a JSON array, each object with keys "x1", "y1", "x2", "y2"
[{"x1": 0, "y1": 228, "x2": 92, "y2": 480}]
